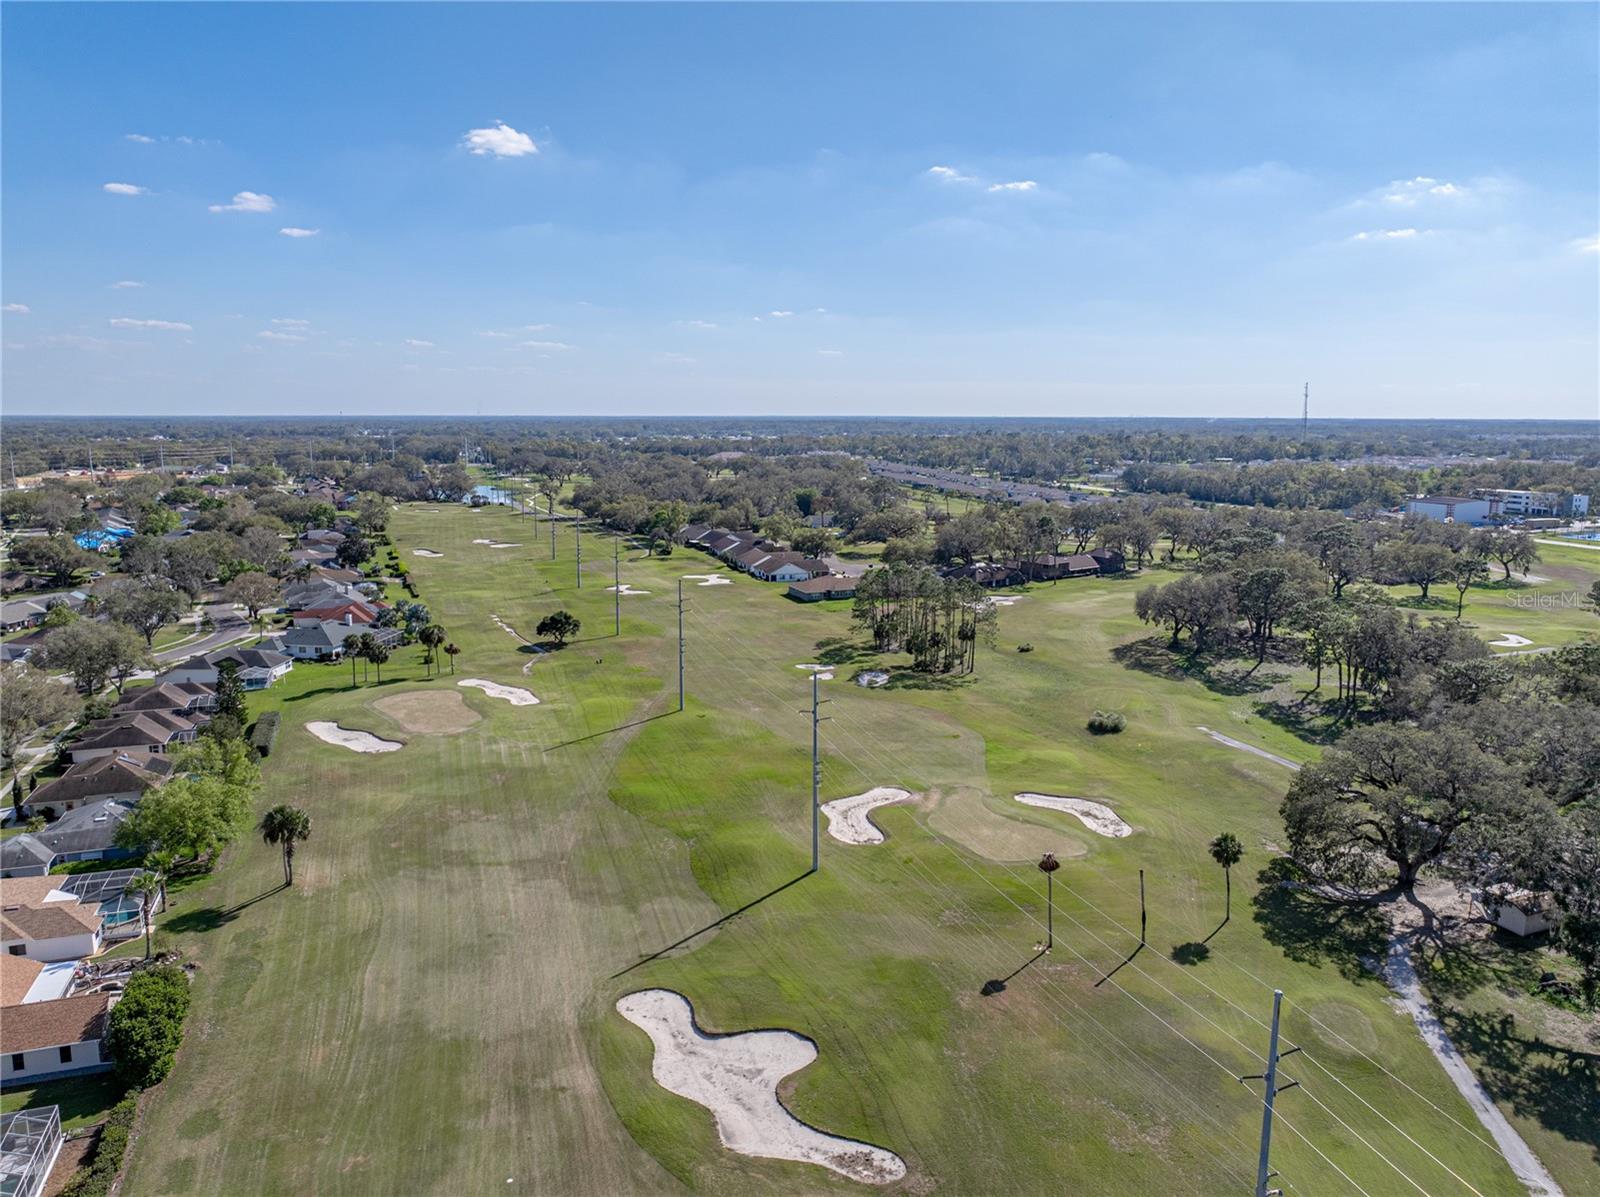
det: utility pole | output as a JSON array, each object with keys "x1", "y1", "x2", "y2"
[
  {"x1": 1244, "y1": 989, "x2": 1301, "y2": 1197},
  {"x1": 575, "y1": 519, "x2": 582, "y2": 588},
  {"x1": 549, "y1": 496, "x2": 556, "y2": 560},
  {"x1": 613, "y1": 535, "x2": 621, "y2": 636},
  {"x1": 677, "y1": 578, "x2": 685, "y2": 712},
  {"x1": 1301, "y1": 383, "x2": 1309, "y2": 439},
  {"x1": 1139, "y1": 869, "x2": 1147, "y2": 947},
  {"x1": 810, "y1": 672, "x2": 830, "y2": 873}
]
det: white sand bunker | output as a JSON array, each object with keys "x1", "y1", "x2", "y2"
[
  {"x1": 1014, "y1": 793, "x2": 1132, "y2": 838},
  {"x1": 305, "y1": 721, "x2": 402, "y2": 753},
  {"x1": 605, "y1": 584, "x2": 652, "y2": 596},
  {"x1": 683, "y1": 574, "x2": 732, "y2": 586},
  {"x1": 985, "y1": 595, "x2": 1024, "y2": 607},
  {"x1": 458, "y1": 678, "x2": 540, "y2": 706},
  {"x1": 856, "y1": 670, "x2": 890, "y2": 688},
  {"x1": 821, "y1": 787, "x2": 915, "y2": 845},
  {"x1": 616, "y1": 989, "x2": 906, "y2": 1185},
  {"x1": 412, "y1": 549, "x2": 445, "y2": 558},
  {"x1": 489, "y1": 542, "x2": 520, "y2": 548},
  {"x1": 491, "y1": 614, "x2": 529, "y2": 644},
  {"x1": 1489, "y1": 633, "x2": 1532, "y2": 648}
]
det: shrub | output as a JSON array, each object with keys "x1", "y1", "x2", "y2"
[
  {"x1": 1087, "y1": 710, "x2": 1126, "y2": 735},
  {"x1": 1016, "y1": 643, "x2": 1034, "y2": 653},
  {"x1": 58, "y1": 1094, "x2": 139, "y2": 1197},
  {"x1": 249, "y1": 711, "x2": 281, "y2": 758},
  {"x1": 105, "y1": 964, "x2": 191, "y2": 1088}
]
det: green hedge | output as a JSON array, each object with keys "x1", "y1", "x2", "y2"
[
  {"x1": 249, "y1": 711, "x2": 281, "y2": 758},
  {"x1": 104, "y1": 965, "x2": 191, "y2": 1089},
  {"x1": 58, "y1": 1094, "x2": 138, "y2": 1197}
]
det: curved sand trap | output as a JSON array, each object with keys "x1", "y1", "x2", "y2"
[
  {"x1": 1489, "y1": 633, "x2": 1532, "y2": 648},
  {"x1": 373, "y1": 690, "x2": 481, "y2": 735},
  {"x1": 616, "y1": 989, "x2": 906, "y2": 1185},
  {"x1": 306, "y1": 721, "x2": 402, "y2": 753},
  {"x1": 856, "y1": 670, "x2": 890, "y2": 688},
  {"x1": 985, "y1": 595, "x2": 1023, "y2": 607},
  {"x1": 491, "y1": 614, "x2": 529, "y2": 644},
  {"x1": 412, "y1": 549, "x2": 445, "y2": 558},
  {"x1": 489, "y1": 542, "x2": 520, "y2": 548},
  {"x1": 605, "y1": 584, "x2": 652, "y2": 596},
  {"x1": 683, "y1": 574, "x2": 732, "y2": 586},
  {"x1": 1014, "y1": 793, "x2": 1132, "y2": 838},
  {"x1": 458, "y1": 678, "x2": 540, "y2": 706},
  {"x1": 821, "y1": 787, "x2": 915, "y2": 845}
]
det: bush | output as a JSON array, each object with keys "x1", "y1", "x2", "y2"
[
  {"x1": 1087, "y1": 710, "x2": 1126, "y2": 735},
  {"x1": 105, "y1": 965, "x2": 191, "y2": 1088},
  {"x1": 249, "y1": 711, "x2": 281, "y2": 758},
  {"x1": 1016, "y1": 643, "x2": 1034, "y2": 653},
  {"x1": 58, "y1": 1094, "x2": 139, "y2": 1197}
]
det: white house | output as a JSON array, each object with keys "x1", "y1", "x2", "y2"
[
  {"x1": 0, "y1": 993, "x2": 115, "y2": 1083},
  {"x1": 1485, "y1": 889, "x2": 1556, "y2": 937},
  {"x1": 158, "y1": 646, "x2": 292, "y2": 690},
  {"x1": 1, "y1": 879, "x2": 103, "y2": 962}
]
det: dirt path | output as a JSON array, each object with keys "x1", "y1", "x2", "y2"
[
  {"x1": 1195, "y1": 726, "x2": 1301, "y2": 771},
  {"x1": 1381, "y1": 937, "x2": 1563, "y2": 1197}
]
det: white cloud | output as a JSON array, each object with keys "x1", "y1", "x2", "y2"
[
  {"x1": 279, "y1": 227, "x2": 319, "y2": 238},
  {"x1": 521, "y1": 339, "x2": 573, "y2": 350},
  {"x1": 817, "y1": 348, "x2": 843, "y2": 357},
  {"x1": 3, "y1": 303, "x2": 30, "y2": 315},
  {"x1": 987, "y1": 180, "x2": 1038, "y2": 193},
  {"x1": 1381, "y1": 177, "x2": 1466, "y2": 206},
  {"x1": 404, "y1": 338, "x2": 436, "y2": 348},
  {"x1": 124, "y1": 133, "x2": 155, "y2": 144},
  {"x1": 675, "y1": 319, "x2": 718, "y2": 329},
  {"x1": 103, "y1": 182, "x2": 149, "y2": 196},
  {"x1": 462, "y1": 122, "x2": 538, "y2": 158},
  {"x1": 209, "y1": 191, "x2": 276, "y2": 213},
  {"x1": 257, "y1": 329, "x2": 305, "y2": 342},
  {"x1": 658, "y1": 352, "x2": 696, "y2": 365},
  {"x1": 272, "y1": 317, "x2": 311, "y2": 327},
  {"x1": 926, "y1": 165, "x2": 976, "y2": 184},
  {"x1": 1572, "y1": 235, "x2": 1600, "y2": 254},
  {"x1": 523, "y1": 323, "x2": 553, "y2": 331},
  {"x1": 476, "y1": 330, "x2": 511, "y2": 338},
  {"x1": 110, "y1": 317, "x2": 191, "y2": 330},
  {"x1": 1350, "y1": 228, "x2": 1422, "y2": 242},
  {"x1": 768, "y1": 310, "x2": 794, "y2": 318},
  {"x1": 110, "y1": 280, "x2": 144, "y2": 290}
]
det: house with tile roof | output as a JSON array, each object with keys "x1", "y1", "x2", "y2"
[
  {"x1": 0, "y1": 880, "x2": 103, "y2": 961},
  {"x1": 0, "y1": 992, "x2": 115, "y2": 1083},
  {"x1": 25, "y1": 753, "x2": 174, "y2": 818}
]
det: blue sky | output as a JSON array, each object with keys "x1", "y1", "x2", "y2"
[{"x1": 2, "y1": 2, "x2": 1595, "y2": 419}]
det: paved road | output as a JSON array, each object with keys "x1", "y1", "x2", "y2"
[{"x1": 152, "y1": 603, "x2": 253, "y2": 664}]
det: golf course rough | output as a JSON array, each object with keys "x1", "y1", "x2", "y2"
[{"x1": 615, "y1": 989, "x2": 908, "y2": 1185}]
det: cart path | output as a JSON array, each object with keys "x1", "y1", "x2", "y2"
[{"x1": 1195, "y1": 727, "x2": 1301, "y2": 771}]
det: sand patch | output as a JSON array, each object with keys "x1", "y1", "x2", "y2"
[
  {"x1": 985, "y1": 595, "x2": 1023, "y2": 608},
  {"x1": 472, "y1": 538, "x2": 494, "y2": 544},
  {"x1": 794, "y1": 663, "x2": 833, "y2": 680},
  {"x1": 458, "y1": 678, "x2": 540, "y2": 706},
  {"x1": 616, "y1": 989, "x2": 905, "y2": 1185},
  {"x1": 491, "y1": 614, "x2": 530, "y2": 644},
  {"x1": 856, "y1": 670, "x2": 890, "y2": 688},
  {"x1": 305, "y1": 721, "x2": 402, "y2": 753},
  {"x1": 1014, "y1": 793, "x2": 1132, "y2": 838},
  {"x1": 682, "y1": 574, "x2": 732, "y2": 586},
  {"x1": 1489, "y1": 633, "x2": 1532, "y2": 648},
  {"x1": 1196, "y1": 726, "x2": 1301, "y2": 771},
  {"x1": 821, "y1": 787, "x2": 915, "y2": 845},
  {"x1": 373, "y1": 690, "x2": 481, "y2": 735},
  {"x1": 605, "y1": 584, "x2": 652, "y2": 596},
  {"x1": 925, "y1": 788, "x2": 1087, "y2": 862},
  {"x1": 489, "y1": 542, "x2": 520, "y2": 548},
  {"x1": 412, "y1": 549, "x2": 445, "y2": 558}
]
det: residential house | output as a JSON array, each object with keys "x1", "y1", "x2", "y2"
[
  {"x1": 940, "y1": 562, "x2": 1026, "y2": 588},
  {"x1": 0, "y1": 879, "x2": 103, "y2": 961},
  {"x1": 290, "y1": 600, "x2": 381, "y2": 628},
  {"x1": 0, "y1": 993, "x2": 115, "y2": 1084},
  {"x1": 1088, "y1": 548, "x2": 1126, "y2": 574},
  {"x1": 68, "y1": 712, "x2": 199, "y2": 762},
  {"x1": 26, "y1": 753, "x2": 174, "y2": 818},
  {"x1": 1, "y1": 956, "x2": 77, "y2": 1006},
  {"x1": 1484, "y1": 889, "x2": 1557, "y2": 937},
  {"x1": 281, "y1": 579, "x2": 361, "y2": 610},
  {"x1": 0, "y1": 593, "x2": 84, "y2": 633},
  {"x1": 787, "y1": 576, "x2": 862, "y2": 602},
  {"x1": 746, "y1": 553, "x2": 827, "y2": 582},
  {"x1": 158, "y1": 646, "x2": 292, "y2": 690},
  {"x1": 0, "y1": 801, "x2": 139, "y2": 877},
  {"x1": 111, "y1": 682, "x2": 217, "y2": 719},
  {"x1": 0, "y1": 630, "x2": 50, "y2": 664}
]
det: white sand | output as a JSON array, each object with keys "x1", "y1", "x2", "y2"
[
  {"x1": 1014, "y1": 793, "x2": 1132, "y2": 838},
  {"x1": 682, "y1": 574, "x2": 732, "y2": 586},
  {"x1": 458, "y1": 678, "x2": 540, "y2": 706},
  {"x1": 1489, "y1": 633, "x2": 1533, "y2": 648},
  {"x1": 412, "y1": 549, "x2": 445, "y2": 558},
  {"x1": 821, "y1": 787, "x2": 915, "y2": 845},
  {"x1": 615, "y1": 989, "x2": 906, "y2": 1185},
  {"x1": 489, "y1": 542, "x2": 520, "y2": 549},
  {"x1": 1196, "y1": 727, "x2": 1301, "y2": 771},
  {"x1": 491, "y1": 614, "x2": 529, "y2": 644},
  {"x1": 856, "y1": 670, "x2": 890, "y2": 688},
  {"x1": 305, "y1": 721, "x2": 402, "y2": 753},
  {"x1": 985, "y1": 595, "x2": 1023, "y2": 607},
  {"x1": 605, "y1": 584, "x2": 652, "y2": 596},
  {"x1": 472, "y1": 538, "x2": 494, "y2": 544},
  {"x1": 794, "y1": 663, "x2": 833, "y2": 680}
]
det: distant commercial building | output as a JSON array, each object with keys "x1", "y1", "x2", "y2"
[
  {"x1": 1404, "y1": 495, "x2": 1494, "y2": 525},
  {"x1": 1471, "y1": 489, "x2": 1590, "y2": 520}
]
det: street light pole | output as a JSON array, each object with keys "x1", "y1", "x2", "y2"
[
  {"x1": 677, "y1": 578, "x2": 685, "y2": 712},
  {"x1": 614, "y1": 534, "x2": 621, "y2": 636},
  {"x1": 1038, "y1": 852, "x2": 1061, "y2": 950}
]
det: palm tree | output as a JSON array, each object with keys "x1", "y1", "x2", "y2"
[
  {"x1": 355, "y1": 632, "x2": 377, "y2": 683},
  {"x1": 124, "y1": 871, "x2": 163, "y2": 959},
  {"x1": 259, "y1": 804, "x2": 312, "y2": 885},
  {"x1": 369, "y1": 644, "x2": 390, "y2": 683},
  {"x1": 443, "y1": 643, "x2": 460, "y2": 674},
  {"x1": 344, "y1": 633, "x2": 364, "y2": 686},
  {"x1": 1208, "y1": 832, "x2": 1244, "y2": 928},
  {"x1": 145, "y1": 848, "x2": 176, "y2": 910},
  {"x1": 418, "y1": 624, "x2": 446, "y2": 675},
  {"x1": 1037, "y1": 852, "x2": 1061, "y2": 951}
]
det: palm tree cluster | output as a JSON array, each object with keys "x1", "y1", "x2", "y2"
[{"x1": 341, "y1": 632, "x2": 393, "y2": 684}]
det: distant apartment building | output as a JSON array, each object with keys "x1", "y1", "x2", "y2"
[{"x1": 1471, "y1": 489, "x2": 1590, "y2": 520}]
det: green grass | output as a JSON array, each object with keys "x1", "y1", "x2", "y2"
[
  {"x1": 116, "y1": 503, "x2": 1599, "y2": 1195},
  {"x1": 0, "y1": 1072, "x2": 128, "y2": 1131}
]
